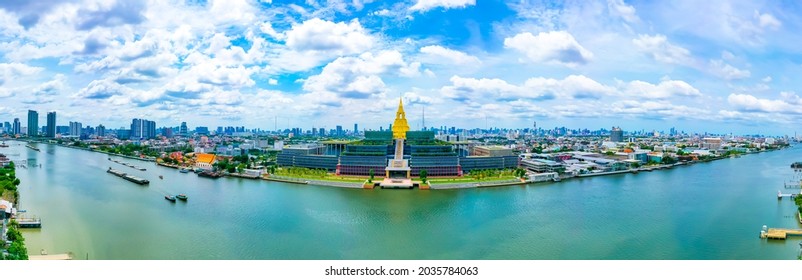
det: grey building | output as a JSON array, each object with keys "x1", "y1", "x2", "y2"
[
  {"x1": 46, "y1": 111, "x2": 56, "y2": 138},
  {"x1": 27, "y1": 110, "x2": 38, "y2": 136}
]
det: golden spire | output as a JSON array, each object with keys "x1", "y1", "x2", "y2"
[{"x1": 392, "y1": 98, "x2": 410, "y2": 139}]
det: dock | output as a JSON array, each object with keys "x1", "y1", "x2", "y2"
[
  {"x1": 29, "y1": 253, "x2": 73, "y2": 260},
  {"x1": 760, "y1": 228, "x2": 802, "y2": 240},
  {"x1": 777, "y1": 191, "x2": 799, "y2": 199},
  {"x1": 16, "y1": 217, "x2": 42, "y2": 228}
]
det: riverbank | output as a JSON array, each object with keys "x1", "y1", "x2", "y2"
[{"x1": 22, "y1": 139, "x2": 156, "y2": 162}]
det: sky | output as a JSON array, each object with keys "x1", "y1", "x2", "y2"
[{"x1": 1, "y1": 0, "x2": 801, "y2": 136}]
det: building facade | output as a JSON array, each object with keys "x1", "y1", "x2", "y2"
[
  {"x1": 27, "y1": 110, "x2": 38, "y2": 136},
  {"x1": 46, "y1": 111, "x2": 56, "y2": 138}
]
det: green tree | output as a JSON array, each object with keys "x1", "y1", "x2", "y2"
[
  {"x1": 419, "y1": 170, "x2": 428, "y2": 183},
  {"x1": 368, "y1": 169, "x2": 374, "y2": 183}
]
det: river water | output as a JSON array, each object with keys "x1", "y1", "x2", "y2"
[{"x1": 7, "y1": 141, "x2": 802, "y2": 259}]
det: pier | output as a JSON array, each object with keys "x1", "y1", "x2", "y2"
[
  {"x1": 16, "y1": 217, "x2": 42, "y2": 228},
  {"x1": 107, "y1": 167, "x2": 149, "y2": 185},
  {"x1": 777, "y1": 191, "x2": 800, "y2": 199},
  {"x1": 760, "y1": 228, "x2": 802, "y2": 240}
]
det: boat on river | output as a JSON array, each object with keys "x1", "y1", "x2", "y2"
[
  {"x1": 165, "y1": 195, "x2": 176, "y2": 202},
  {"x1": 176, "y1": 194, "x2": 188, "y2": 201}
]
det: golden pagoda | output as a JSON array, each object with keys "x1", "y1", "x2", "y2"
[{"x1": 392, "y1": 98, "x2": 410, "y2": 139}]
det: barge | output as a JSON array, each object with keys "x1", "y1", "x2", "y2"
[{"x1": 107, "y1": 167, "x2": 150, "y2": 185}]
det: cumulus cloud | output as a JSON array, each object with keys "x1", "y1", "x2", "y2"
[
  {"x1": 409, "y1": 0, "x2": 476, "y2": 13},
  {"x1": 622, "y1": 79, "x2": 701, "y2": 99},
  {"x1": 285, "y1": 18, "x2": 373, "y2": 55},
  {"x1": 75, "y1": 0, "x2": 147, "y2": 30},
  {"x1": 633, "y1": 34, "x2": 693, "y2": 65},
  {"x1": 303, "y1": 51, "x2": 418, "y2": 99},
  {"x1": 504, "y1": 31, "x2": 593, "y2": 67},
  {"x1": 0, "y1": 62, "x2": 43, "y2": 85},
  {"x1": 727, "y1": 93, "x2": 802, "y2": 114},
  {"x1": 442, "y1": 75, "x2": 613, "y2": 102},
  {"x1": 419, "y1": 45, "x2": 480, "y2": 65}
]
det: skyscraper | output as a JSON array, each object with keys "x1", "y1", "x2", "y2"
[
  {"x1": 96, "y1": 124, "x2": 106, "y2": 137},
  {"x1": 131, "y1": 118, "x2": 156, "y2": 139},
  {"x1": 179, "y1": 122, "x2": 188, "y2": 136},
  {"x1": 27, "y1": 110, "x2": 38, "y2": 137},
  {"x1": 46, "y1": 111, "x2": 56, "y2": 138},
  {"x1": 69, "y1": 121, "x2": 82, "y2": 136},
  {"x1": 12, "y1": 118, "x2": 20, "y2": 135},
  {"x1": 336, "y1": 125, "x2": 343, "y2": 137},
  {"x1": 610, "y1": 126, "x2": 624, "y2": 142},
  {"x1": 354, "y1": 123, "x2": 358, "y2": 135}
]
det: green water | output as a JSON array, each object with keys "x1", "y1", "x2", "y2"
[{"x1": 7, "y1": 141, "x2": 802, "y2": 259}]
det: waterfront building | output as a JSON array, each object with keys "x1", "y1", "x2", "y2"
[
  {"x1": 46, "y1": 111, "x2": 56, "y2": 138},
  {"x1": 610, "y1": 126, "x2": 623, "y2": 142},
  {"x1": 27, "y1": 110, "x2": 38, "y2": 137},
  {"x1": 12, "y1": 118, "x2": 20, "y2": 135},
  {"x1": 278, "y1": 98, "x2": 521, "y2": 177},
  {"x1": 116, "y1": 129, "x2": 131, "y2": 140},
  {"x1": 195, "y1": 153, "x2": 217, "y2": 170}
]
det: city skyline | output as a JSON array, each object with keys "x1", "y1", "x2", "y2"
[{"x1": 1, "y1": 1, "x2": 802, "y2": 135}]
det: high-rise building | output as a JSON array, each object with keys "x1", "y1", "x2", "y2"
[
  {"x1": 196, "y1": 126, "x2": 209, "y2": 135},
  {"x1": 131, "y1": 118, "x2": 156, "y2": 139},
  {"x1": 96, "y1": 124, "x2": 106, "y2": 137},
  {"x1": 164, "y1": 127, "x2": 173, "y2": 138},
  {"x1": 611, "y1": 126, "x2": 624, "y2": 142},
  {"x1": 46, "y1": 111, "x2": 56, "y2": 138},
  {"x1": 13, "y1": 118, "x2": 21, "y2": 135},
  {"x1": 69, "y1": 121, "x2": 82, "y2": 136},
  {"x1": 3, "y1": 122, "x2": 10, "y2": 133},
  {"x1": 180, "y1": 122, "x2": 188, "y2": 136},
  {"x1": 27, "y1": 110, "x2": 38, "y2": 137},
  {"x1": 354, "y1": 123, "x2": 358, "y2": 135},
  {"x1": 336, "y1": 125, "x2": 343, "y2": 137}
]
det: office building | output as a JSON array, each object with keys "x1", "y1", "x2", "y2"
[
  {"x1": 610, "y1": 126, "x2": 624, "y2": 142},
  {"x1": 180, "y1": 122, "x2": 188, "y2": 136},
  {"x1": 131, "y1": 118, "x2": 156, "y2": 139},
  {"x1": 69, "y1": 121, "x2": 82, "y2": 136},
  {"x1": 12, "y1": 118, "x2": 20, "y2": 135},
  {"x1": 46, "y1": 111, "x2": 56, "y2": 138},
  {"x1": 96, "y1": 124, "x2": 106, "y2": 137},
  {"x1": 27, "y1": 110, "x2": 38, "y2": 136}
]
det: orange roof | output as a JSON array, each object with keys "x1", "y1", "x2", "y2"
[{"x1": 196, "y1": 153, "x2": 216, "y2": 164}]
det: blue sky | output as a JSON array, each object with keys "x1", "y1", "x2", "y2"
[{"x1": 1, "y1": 0, "x2": 801, "y2": 135}]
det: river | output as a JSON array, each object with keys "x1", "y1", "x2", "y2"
[{"x1": 6, "y1": 140, "x2": 802, "y2": 259}]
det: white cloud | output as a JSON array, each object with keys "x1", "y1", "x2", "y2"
[
  {"x1": 0, "y1": 62, "x2": 43, "y2": 85},
  {"x1": 285, "y1": 18, "x2": 373, "y2": 55},
  {"x1": 607, "y1": 0, "x2": 639, "y2": 23},
  {"x1": 419, "y1": 45, "x2": 480, "y2": 65},
  {"x1": 259, "y1": 22, "x2": 284, "y2": 40},
  {"x1": 632, "y1": 34, "x2": 693, "y2": 65},
  {"x1": 762, "y1": 76, "x2": 772, "y2": 83},
  {"x1": 727, "y1": 93, "x2": 802, "y2": 114},
  {"x1": 621, "y1": 79, "x2": 701, "y2": 99},
  {"x1": 303, "y1": 51, "x2": 417, "y2": 99},
  {"x1": 709, "y1": 60, "x2": 750, "y2": 80},
  {"x1": 442, "y1": 75, "x2": 613, "y2": 102},
  {"x1": 503, "y1": 31, "x2": 593, "y2": 67},
  {"x1": 755, "y1": 11, "x2": 781, "y2": 30},
  {"x1": 268, "y1": 78, "x2": 278, "y2": 85},
  {"x1": 371, "y1": 9, "x2": 391, "y2": 16},
  {"x1": 409, "y1": 0, "x2": 476, "y2": 13}
]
